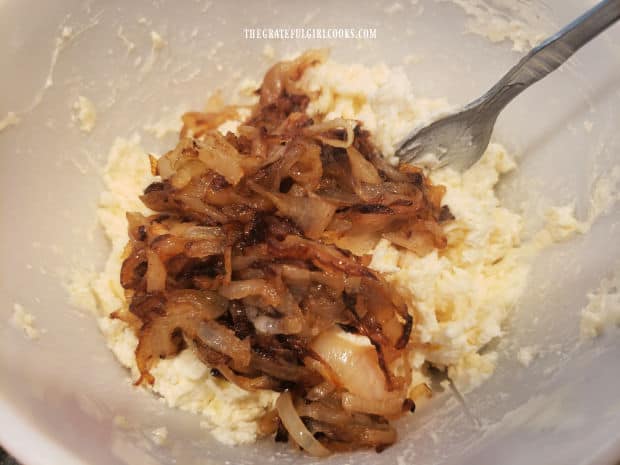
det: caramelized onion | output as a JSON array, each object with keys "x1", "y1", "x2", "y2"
[
  {"x1": 409, "y1": 383, "x2": 432, "y2": 402},
  {"x1": 287, "y1": 140, "x2": 323, "y2": 190},
  {"x1": 215, "y1": 364, "x2": 278, "y2": 391},
  {"x1": 306, "y1": 417, "x2": 397, "y2": 450},
  {"x1": 305, "y1": 381, "x2": 336, "y2": 401},
  {"x1": 279, "y1": 264, "x2": 345, "y2": 293},
  {"x1": 120, "y1": 244, "x2": 146, "y2": 289},
  {"x1": 169, "y1": 224, "x2": 224, "y2": 241},
  {"x1": 251, "y1": 352, "x2": 316, "y2": 382},
  {"x1": 347, "y1": 146, "x2": 382, "y2": 185},
  {"x1": 246, "y1": 309, "x2": 303, "y2": 335},
  {"x1": 386, "y1": 231, "x2": 432, "y2": 255},
  {"x1": 166, "y1": 289, "x2": 228, "y2": 320},
  {"x1": 249, "y1": 182, "x2": 336, "y2": 239},
  {"x1": 145, "y1": 249, "x2": 166, "y2": 292},
  {"x1": 296, "y1": 400, "x2": 352, "y2": 425},
  {"x1": 196, "y1": 321, "x2": 252, "y2": 368},
  {"x1": 119, "y1": 50, "x2": 450, "y2": 455},
  {"x1": 259, "y1": 49, "x2": 327, "y2": 107},
  {"x1": 269, "y1": 235, "x2": 373, "y2": 278},
  {"x1": 303, "y1": 118, "x2": 356, "y2": 148},
  {"x1": 311, "y1": 328, "x2": 390, "y2": 400},
  {"x1": 170, "y1": 159, "x2": 208, "y2": 189},
  {"x1": 341, "y1": 393, "x2": 405, "y2": 417},
  {"x1": 181, "y1": 107, "x2": 239, "y2": 139},
  {"x1": 219, "y1": 279, "x2": 280, "y2": 307},
  {"x1": 276, "y1": 391, "x2": 331, "y2": 457},
  {"x1": 197, "y1": 133, "x2": 245, "y2": 185}
]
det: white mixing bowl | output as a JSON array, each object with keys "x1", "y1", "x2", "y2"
[{"x1": 1, "y1": 1, "x2": 619, "y2": 464}]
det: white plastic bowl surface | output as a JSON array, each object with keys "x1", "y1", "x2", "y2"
[{"x1": 1, "y1": 1, "x2": 619, "y2": 464}]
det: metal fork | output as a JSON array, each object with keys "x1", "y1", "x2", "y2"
[{"x1": 395, "y1": 0, "x2": 620, "y2": 172}]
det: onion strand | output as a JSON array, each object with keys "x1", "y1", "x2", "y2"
[{"x1": 276, "y1": 391, "x2": 331, "y2": 457}]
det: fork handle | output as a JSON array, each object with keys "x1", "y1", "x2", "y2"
[{"x1": 478, "y1": 0, "x2": 620, "y2": 112}]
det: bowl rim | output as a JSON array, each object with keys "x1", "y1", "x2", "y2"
[{"x1": 0, "y1": 396, "x2": 84, "y2": 465}]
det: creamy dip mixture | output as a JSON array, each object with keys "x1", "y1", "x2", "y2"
[{"x1": 80, "y1": 55, "x2": 581, "y2": 445}]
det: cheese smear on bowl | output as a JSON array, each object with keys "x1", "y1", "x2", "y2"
[{"x1": 79, "y1": 56, "x2": 554, "y2": 444}]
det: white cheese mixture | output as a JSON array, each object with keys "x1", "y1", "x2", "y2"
[
  {"x1": 11, "y1": 303, "x2": 41, "y2": 340},
  {"x1": 150, "y1": 426, "x2": 168, "y2": 445},
  {"x1": 0, "y1": 112, "x2": 20, "y2": 133},
  {"x1": 517, "y1": 346, "x2": 539, "y2": 367},
  {"x1": 72, "y1": 96, "x2": 97, "y2": 133},
  {"x1": 580, "y1": 268, "x2": 620, "y2": 339},
  {"x1": 80, "y1": 57, "x2": 565, "y2": 443},
  {"x1": 442, "y1": 0, "x2": 547, "y2": 52}
]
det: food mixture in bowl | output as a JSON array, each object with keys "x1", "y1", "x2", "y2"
[{"x1": 84, "y1": 50, "x2": 540, "y2": 454}]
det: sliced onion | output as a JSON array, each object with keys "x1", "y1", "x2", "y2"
[
  {"x1": 276, "y1": 138, "x2": 323, "y2": 191},
  {"x1": 305, "y1": 381, "x2": 335, "y2": 401},
  {"x1": 303, "y1": 118, "x2": 356, "y2": 148},
  {"x1": 196, "y1": 320, "x2": 252, "y2": 368},
  {"x1": 223, "y1": 246, "x2": 232, "y2": 285},
  {"x1": 248, "y1": 182, "x2": 336, "y2": 240},
  {"x1": 276, "y1": 391, "x2": 331, "y2": 457},
  {"x1": 126, "y1": 212, "x2": 148, "y2": 241},
  {"x1": 197, "y1": 133, "x2": 245, "y2": 185},
  {"x1": 383, "y1": 230, "x2": 435, "y2": 256},
  {"x1": 185, "y1": 239, "x2": 225, "y2": 258},
  {"x1": 166, "y1": 289, "x2": 228, "y2": 320},
  {"x1": 215, "y1": 364, "x2": 277, "y2": 391},
  {"x1": 147, "y1": 220, "x2": 170, "y2": 238},
  {"x1": 120, "y1": 244, "x2": 147, "y2": 289},
  {"x1": 252, "y1": 352, "x2": 315, "y2": 382},
  {"x1": 157, "y1": 150, "x2": 178, "y2": 179},
  {"x1": 332, "y1": 232, "x2": 380, "y2": 257},
  {"x1": 303, "y1": 356, "x2": 341, "y2": 388},
  {"x1": 259, "y1": 49, "x2": 327, "y2": 107},
  {"x1": 170, "y1": 159, "x2": 208, "y2": 189},
  {"x1": 231, "y1": 244, "x2": 270, "y2": 270},
  {"x1": 355, "y1": 426, "x2": 397, "y2": 448},
  {"x1": 302, "y1": 290, "x2": 346, "y2": 328},
  {"x1": 344, "y1": 276, "x2": 362, "y2": 293},
  {"x1": 311, "y1": 327, "x2": 389, "y2": 400},
  {"x1": 146, "y1": 249, "x2": 166, "y2": 292},
  {"x1": 148, "y1": 154, "x2": 159, "y2": 176},
  {"x1": 150, "y1": 234, "x2": 186, "y2": 261},
  {"x1": 276, "y1": 289, "x2": 303, "y2": 317},
  {"x1": 169, "y1": 224, "x2": 224, "y2": 241},
  {"x1": 242, "y1": 290, "x2": 305, "y2": 336},
  {"x1": 279, "y1": 264, "x2": 311, "y2": 285},
  {"x1": 181, "y1": 108, "x2": 239, "y2": 138},
  {"x1": 219, "y1": 279, "x2": 280, "y2": 307},
  {"x1": 347, "y1": 146, "x2": 382, "y2": 185},
  {"x1": 194, "y1": 202, "x2": 231, "y2": 224},
  {"x1": 109, "y1": 308, "x2": 142, "y2": 330},
  {"x1": 409, "y1": 383, "x2": 432, "y2": 401},
  {"x1": 341, "y1": 393, "x2": 405, "y2": 417},
  {"x1": 249, "y1": 313, "x2": 303, "y2": 335},
  {"x1": 344, "y1": 207, "x2": 398, "y2": 233},
  {"x1": 279, "y1": 264, "x2": 345, "y2": 293},
  {"x1": 268, "y1": 235, "x2": 372, "y2": 278},
  {"x1": 296, "y1": 400, "x2": 352, "y2": 426}
]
